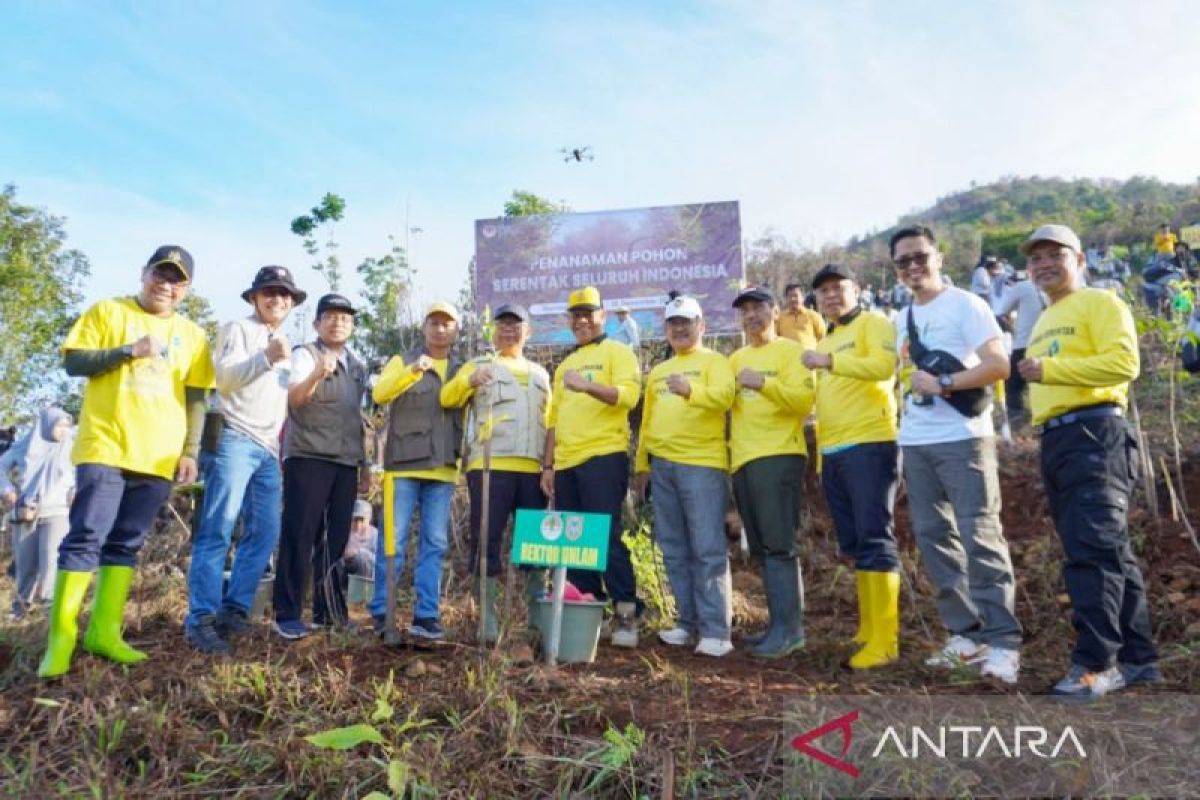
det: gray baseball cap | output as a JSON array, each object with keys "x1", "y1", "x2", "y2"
[{"x1": 1020, "y1": 224, "x2": 1082, "y2": 255}]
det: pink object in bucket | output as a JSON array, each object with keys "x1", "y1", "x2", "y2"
[{"x1": 562, "y1": 582, "x2": 595, "y2": 602}]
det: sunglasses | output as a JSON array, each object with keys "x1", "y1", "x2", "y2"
[
  {"x1": 893, "y1": 252, "x2": 934, "y2": 270},
  {"x1": 149, "y1": 265, "x2": 188, "y2": 285}
]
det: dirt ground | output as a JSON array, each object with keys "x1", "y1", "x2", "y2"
[{"x1": 1, "y1": 442, "x2": 1197, "y2": 797}]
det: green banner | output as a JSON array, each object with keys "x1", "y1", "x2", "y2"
[{"x1": 511, "y1": 509, "x2": 610, "y2": 571}]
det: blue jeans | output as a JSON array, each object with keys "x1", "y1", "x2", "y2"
[
  {"x1": 368, "y1": 476, "x2": 454, "y2": 621},
  {"x1": 650, "y1": 459, "x2": 732, "y2": 639},
  {"x1": 185, "y1": 428, "x2": 282, "y2": 631}
]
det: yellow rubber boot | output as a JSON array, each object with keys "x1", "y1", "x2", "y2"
[
  {"x1": 851, "y1": 571, "x2": 872, "y2": 645},
  {"x1": 83, "y1": 565, "x2": 147, "y2": 664},
  {"x1": 37, "y1": 570, "x2": 94, "y2": 679},
  {"x1": 849, "y1": 571, "x2": 900, "y2": 670}
]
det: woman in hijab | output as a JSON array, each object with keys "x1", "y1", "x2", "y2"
[{"x1": 1, "y1": 408, "x2": 75, "y2": 620}]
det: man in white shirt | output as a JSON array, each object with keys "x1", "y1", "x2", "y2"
[
  {"x1": 612, "y1": 306, "x2": 641, "y2": 349},
  {"x1": 991, "y1": 269, "x2": 1047, "y2": 424},
  {"x1": 890, "y1": 225, "x2": 1023, "y2": 685},
  {"x1": 185, "y1": 266, "x2": 306, "y2": 653}
]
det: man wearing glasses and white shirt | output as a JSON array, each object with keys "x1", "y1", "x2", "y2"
[{"x1": 890, "y1": 225, "x2": 1024, "y2": 685}]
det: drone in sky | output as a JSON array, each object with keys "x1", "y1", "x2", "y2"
[{"x1": 560, "y1": 146, "x2": 594, "y2": 163}]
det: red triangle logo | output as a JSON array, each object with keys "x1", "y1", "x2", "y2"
[{"x1": 791, "y1": 710, "x2": 860, "y2": 778}]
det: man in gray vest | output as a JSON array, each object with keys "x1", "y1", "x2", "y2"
[
  {"x1": 440, "y1": 304, "x2": 551, "y2": 643},
  {"x1": 368, "y1": 301, "x2": 463, "y2": 640},
  {"x1": 273, "y1": 293, "x2": 368, "y2": 640}
]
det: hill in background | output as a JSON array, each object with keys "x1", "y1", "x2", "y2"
[{"x1": 749, "y1": 175, "x2": 1200, "y2": 292}]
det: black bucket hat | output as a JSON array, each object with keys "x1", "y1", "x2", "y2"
[{"x1": 241, "y1": 265, "x2": 307, "y2": 305}]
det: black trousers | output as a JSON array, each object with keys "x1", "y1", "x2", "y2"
[
  {"x1": 732, "y1": 455, "x2": 806, "y2": 560},
  {"x1": 1041, "y1": 416, "x2": 1157, "y2": 670},
  {"x1": 273, "y1": 457, "x2": 357, "y2": 625},
  {"x1": 821, "y1": 443, "x2": 899, "y2": 572},
  {"x1": 554, "y1": 452, "x2": 638, "y2": 609},
  {"x1": 467, "y1": 469, "x2": 547, "y2": 577}
]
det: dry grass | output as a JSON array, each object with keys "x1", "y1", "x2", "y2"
[{"x1": 1, "y1": 441, "x2": 1198, "y2": 798}]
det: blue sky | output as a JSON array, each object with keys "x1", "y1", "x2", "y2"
[{"x1": 3, "y1": 0, "x2": 1198, "y2": 323}]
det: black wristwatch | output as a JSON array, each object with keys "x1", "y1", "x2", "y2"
[
  {"x1": 938, "y1": 373, "x2": 955, "y2": 395},
  {"x1": 120, "y1": 343, "x2": 136, "y2": 360}
]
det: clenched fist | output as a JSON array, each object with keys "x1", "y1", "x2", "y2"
[{"x1": 265, "y1": 334, "x2": 290, "y2": 364}]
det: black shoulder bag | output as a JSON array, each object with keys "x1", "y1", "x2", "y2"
[{"x1": 906, "y1": 307, "x2": 991, "y2": 418}]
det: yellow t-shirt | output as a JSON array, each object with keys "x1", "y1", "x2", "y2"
[
  {"x1": 1152, "y1": 231, "x2": 1177, "y2": 255},
  {"x1": 728, "y1": 336, "x2": 815, "y2": 472},
  {"x1": 374, "y1": 355, "x2": 457, "y2": 483},
  {"x1": 1025, "y1": 288, "x2": 1140, "y2": 426},
  {"x1": 814, "y1": 310, "x2": 898, "y2": 450},
  {"x1": 548, "y1": 337, "x2": 641, "y2": 470},
  {"x1": 776, "y1": 307, "x2": 825, "y2": 351},
  {"x1": 635, "y1": 347, "x2": 734, "y2": 473},
  {"x1": 64, "y1": 297, "x2": 215, "y2": 479},
  {"x1": 440, "y1": 355, "x2": 548, "y2": 474}
]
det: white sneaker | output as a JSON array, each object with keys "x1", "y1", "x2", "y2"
[
  {"x1": 611, "y1": 605, "x2": 639, "y2": 649},
  {"x1": 979, "y1": 647, "x2": 1020, "y2": 684},
  {"x1": 657, "y1": 627, "x2": 692, "y2": 647},
  {"x1": 611, "y1": 622, "x2": 639, "y2": 649},
  {"x1": 924, "y1": 635, "x2": 988, "y2": 668},
  {"x1": 694, "y1": 637, "x2": 734, "y2": 657}
]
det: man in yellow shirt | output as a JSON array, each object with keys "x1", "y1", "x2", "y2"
[
  {"x1": 367, "y1": 301, "x2": 462, "y2": 641},
  {"x1": 541, "y1": 286, "x2": 642, "y2": 647},
  {"x1": 633, "y1": 296, "x2": 736, "y2": 657},
  {"x1": 775, "y1": 283, "x2": 825, "y2": 351},
  {"x1": 40, "y1": 246, "x2": 215, "y2": 678},
  {"x1": 1017, "y1": 224, "x2": 1159, "y2": 700},
  {"x1": 801, "y1": 264, "x2": 901, "y2": 670},
  {"x1": 1151, "y1": 223, "x2": 1177, "y2": 256},
  {"x1": 729, "y1": 286, "x2": 815, "y2": 658},
  {"x1": 441, "y1": 304, "x2": 550, "y2": 643}
]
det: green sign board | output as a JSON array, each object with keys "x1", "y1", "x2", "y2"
[{"x1": 511, "y1": 509, "x2": 610, "y2": 571}]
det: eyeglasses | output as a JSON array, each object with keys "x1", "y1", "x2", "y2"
[
  {"x1": 893, "y1": 252, "x2": 934, "y2": 270},
  {"x1": 494, "y1": 319, "x2": 525, "y2": 329},
  {"x1": 258, "y1": 287, "x2": 294, "y2": 299}
]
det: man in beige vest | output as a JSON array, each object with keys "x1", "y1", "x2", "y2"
[{"x1": 441, "y1": 304, "x2": 551, "y2": 642}]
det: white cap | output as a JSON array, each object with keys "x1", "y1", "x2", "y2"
[
  {"x1": 1020, "y1": 224, "x2": 1082, "y2": 255},
  {"x1": 353, "y1": 499, "x2": 372, "y2": 519},
  {"x1": 664, "y1": 295, "x2": 703, "y2": 320}
]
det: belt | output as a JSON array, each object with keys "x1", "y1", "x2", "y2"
[{"x1": 1035, "y1": 404, "x2": 1123, "y2": 435}]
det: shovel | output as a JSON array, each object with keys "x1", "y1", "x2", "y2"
[{"x1": 381, "y1": 474, "x2": 402, "y2": 646}]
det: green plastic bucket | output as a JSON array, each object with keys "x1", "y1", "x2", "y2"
[
  {"x1": 534, "y1": 599, "x2": 607, "y2": 663},
  {"x1": 347, "y1": 574, "x2": 374, "y2": 605}
]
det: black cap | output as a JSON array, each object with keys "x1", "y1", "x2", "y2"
[
  {"x1": 315, "y1": 293, "x2": 356, "y2": 317},
  {"x1": 732, "y1": 286, "x2": 775, "y2": 307},
  {"x1": 146, "y1": 245, "x2": 194, "y2": 281},
  {"x1": 493, "y1": 303, "x2": 530, "y2": 323},
  {"x1": 811, "y1": 263, "x2": 857, "y2": 289},
  {"x1": 241, "y1": 265, "x2": 307, "y2": 305}
]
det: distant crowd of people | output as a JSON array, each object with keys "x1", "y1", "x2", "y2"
[{"x1": 1, "y1": 220, "x2": 1180, "y2": 703}]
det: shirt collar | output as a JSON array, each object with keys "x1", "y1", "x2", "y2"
[
  {"x1": 569, "y1": 333, "x2": 607, "y2": 354},
  {"x1": 826, "y1": 307, "x2": 861, "y2": 334}
]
